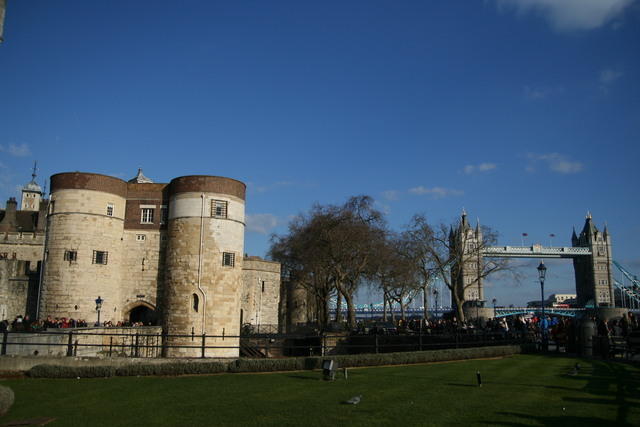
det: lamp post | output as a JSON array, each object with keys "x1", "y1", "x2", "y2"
[
  {"x1": 492, "y1": 298, "x2": 497, "y2": 318},
  {"x1": 537, "y1": 261, "x2": 548, "y2": 351},
  {"x1": 95, "y1": 296, "x2": 103, "y2": 326},
  {"x1": 432, "y1": 289, "x2": 439, "y2": 318}
]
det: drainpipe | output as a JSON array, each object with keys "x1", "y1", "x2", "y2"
[{"x1": 197, "y1": 193, "x2": 207, "y2": 334}]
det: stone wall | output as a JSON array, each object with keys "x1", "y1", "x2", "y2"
[
  {"x1": 0, "y1": 232, "x2": 44, "y2": 265},
  {"x1": 0, "y1": 260, "x2": 39, "y2": 321},
  {"x1": 241, "y1": 257, "x2": 281, "y2": 327}
]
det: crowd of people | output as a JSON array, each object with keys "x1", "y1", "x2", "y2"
[{"x1": 0, "y1": 314, "x2": 151, "y2": 332}]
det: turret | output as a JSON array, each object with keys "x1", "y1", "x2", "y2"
[{"x1": 0, "y1": 197, "x2": 18, "y2": 232}]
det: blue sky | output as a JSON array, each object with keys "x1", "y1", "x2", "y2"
[{"x1": 1, "y1": 0, "x2": 639, "y2": 306}]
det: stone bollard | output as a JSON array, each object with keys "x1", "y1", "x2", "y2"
[
  {"x1": 580, "y1": 318, "x2": 596, "y2": 357},
  {"x1": 0, "y1": 385, "x2": 14, "y2": 416}
]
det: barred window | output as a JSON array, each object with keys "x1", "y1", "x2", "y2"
[
  {"x1": 64, "y1": 250, "x2": 77, "y2": 262},
  {"x1": 106, "y1": 203, "x2": 114, "y2": 217},
  {"x1": 160, "y1": 206, "x2": 168, "y2": 224},
  {"x1": 211, "y1": 200, "x2": 228, "y2": 218},
  {"x1": 136, "y1": 234, "x2": 146, "y2": 242},
  {"x1": 92, "y1": 250, "x2": 108, "y2": 265},
  {"x1": 222, "y1": 252, "x2": 235, "y2": 267},
  {"x1": 141, "y1": 208, "x2": 154, "y2": 224}
]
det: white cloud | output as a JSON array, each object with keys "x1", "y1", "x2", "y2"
[
  {"x1": 381, "y1": 190, "x2": 399, "y2": 201},
  {"x1": 523, "y1": 85, "x2": 564, "y2": 101},
  {"x1": 599, "y1": 68, "x2": 623, "y2": 93},
  {"x1": 526, "y1": 153, "x2": 584, "y2": 174},
  {"x1": 0, "y1": 143, "x2": 31, "y2": 157},
  {"x1": 495, "y1": 0, "x2": 635, "y2": 31},
  {"x1": 408, "y1": 186, "x2": 464, "y2": 198},
  {"x1": 463, "y1": 162, "x2": 497, "y2": 175},
  {"x1": 247, "y1": 181, "x2": 294, "y2": 194},
  {"x1": 246, "y1": 213, "x2": 279, "y2": 234}
]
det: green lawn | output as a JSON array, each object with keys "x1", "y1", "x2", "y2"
[{"x1": 1, "y1": 354, "x2": 638, "y2": 426}]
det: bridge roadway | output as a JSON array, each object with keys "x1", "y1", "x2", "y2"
[{"x1": 483, "y1": 245, "x2": 591, "y2": 258}]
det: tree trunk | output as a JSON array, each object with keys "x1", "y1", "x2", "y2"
[
  {"x1": 382, "y1": 293, "x2": 388, "y2": 322},
  {"x1": 400, "y1": 300, "x2": 406, "y2": 321},
  {"x1": 335, "y1": 292, "x2": 343, "y2": 323},
  {"x1": 343, "y1": 292, "x2": 357, "y2": 329},
  {"x1": 423, "y1": 284, "x2": 429, "y2": 320}
]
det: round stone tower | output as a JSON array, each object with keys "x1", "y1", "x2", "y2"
[
  {"x1": 40, "y1": 173, "x2": 127, "y2": 324},
  {"x1": 163, "y1": 176, "x2": 246, "y2": 357}
]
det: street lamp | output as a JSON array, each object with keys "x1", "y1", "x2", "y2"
[
  {"x1": 492, "y1": 298, "x2": 497, "y2": 318},
  {"x1": 537, "y1": 261, "x2": 548, "y2": 351},
  {"x1": 95, "y1": 296, "x2": 104, "y2": 326},
  {"x1": 432, "y1": 289, "x2": 439, "y2": 318}
]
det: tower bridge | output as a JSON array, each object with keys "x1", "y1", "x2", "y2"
[
  {"x1": 451, "y1": 211, "x2": 615, "y2": 312},
  {"x1": 483, "y1": 245, "x2": 591, "y2": 258}
]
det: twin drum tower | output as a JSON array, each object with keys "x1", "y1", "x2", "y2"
[{"x1": 39, "y1": 172, "x2": 246, "y2": 357}]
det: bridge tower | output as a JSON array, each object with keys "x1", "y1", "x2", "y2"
[
  {"x1": 449, "y1": 210, "x2": 484, "y2": 309},
  {"x1": 572, "y1": 213, "x2": 614, "y2": 307}
]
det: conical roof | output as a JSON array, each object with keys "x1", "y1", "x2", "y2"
[{"x1": 128, "y1": 168, "x2": 154, "y2": 184}]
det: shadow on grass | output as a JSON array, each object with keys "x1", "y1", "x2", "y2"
[
  {"x1": 490, "y1": 411, "x2": 622, "y2": 427},
  {"x1": 445, "y1": 383, "x2": 477, "y2": 388},
  {"x1": 286, "y1": 374, "x2": 321, "y2": 381}
]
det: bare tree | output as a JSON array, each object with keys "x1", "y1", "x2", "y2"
[
  {"x1": 409, "y1": 213, "x2": 510, "y2": 323},
  {"x1": 269, "y1": 195, "x2": 386, "y2": 330}
]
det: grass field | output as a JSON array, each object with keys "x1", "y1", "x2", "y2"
[{"x1": 1, "y1": 354, "x2": 638, "y2": 426}]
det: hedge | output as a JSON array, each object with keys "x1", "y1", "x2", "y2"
[{"x1": 27, "y1": 344, "x2": 528, "y2": 378}]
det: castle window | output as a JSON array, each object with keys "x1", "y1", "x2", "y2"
[
  {"x1": 192, "y1": 294, "x2": 199, "y2": 312},
  {"x1": 262, "y1": 281, "x2": 265, "y2": 293},
  {"x1": 160, "y1": 206, "x2": 168, "y2": 224},
  {"x1": 211, "y1": 200, "x2": 228, "y2": 218},
  {"x1": 0, "y1": 253, "x2": 7, "y2": 259},
  {"x1": 106, "y1": 203, "x2": 114, "y2": 217},
  {"x1": 222, "y1": 252, "x2": 235, "y2": 267},
  {"x1": 141, "y1": 208, "x2": 154, "y2": 224},
  {"x1": 136, "y1": 234, "x2": 146, "y2": 242},
  {"x1": 64, "y1": 250, "x2": 77, "y2": 263},
  {"x1": 92, "y1": 250, "x2": 108, "y2": 265}
]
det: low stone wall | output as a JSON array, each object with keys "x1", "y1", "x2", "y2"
[{"x1": 1, "y1": 326, "x2": 162, "y2": 358}]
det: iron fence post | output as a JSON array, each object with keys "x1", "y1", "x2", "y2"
[
  {"x1": 66, "y1": 331, "x2": 73, "y2": 356},
  {"x1": 135, "y1": 333, "x2": 140, "y2": 358},
  {"x1": 1, "y1": 331, "x2": 7, "y2": 355},
  {"x1": 109, "y1": 337, "x2": 113, "y2": 357},
  {"x1": 375, "y1": 334, "x2": 379, "y2": 354},
  {"x1": 201, "y1": 333, "x2": 206, "y2": 358}
]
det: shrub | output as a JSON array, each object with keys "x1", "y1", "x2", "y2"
[
  {"x1": 0, "y1": 385, "x2": 14, "y2": 417},
  {"x1": 28, "y1": 364, "x2": 115, "y2": 379},
  {"x1": 115, "y1": 361, "x2": 228, "y2": 377},
  {"x1": 230, "y1": 357, "x2": 306, "y2": 373}
]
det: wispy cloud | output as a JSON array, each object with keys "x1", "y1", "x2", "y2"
[
  {"x1": 599, "y1": 68, "x2": 623, "y2": 93},
  {"x1": 0, "y1": 143, "x2": 31, "y2": 157},
  {"x1": 381, "y1": 190, "x2": 400, "y2": 201},
  {"x1": 526, "y1": 153, "x2": 584, "y2": 174},
  {"x1": 246, "y1": 213, "x2": 279, "y2": 234},
  {"x1": 463, "y1": 162, "x2": 497, "y2": 175},
  {"x1": 494, "y1": 0, "x2": 635, "y2": 31},
  {"x1": 247, "y1": 181, "x2": 294, "y2": 194},
  {"x1": 408, "y1": 186, "x2": 464, "y2": 198},
  {"x1": 523, "y1": 85, "x2": 564, "y2": 101}
]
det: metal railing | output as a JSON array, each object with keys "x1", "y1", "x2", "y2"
[{"x1": 0, "y1": 328, "x2": 533, "y2": 359}]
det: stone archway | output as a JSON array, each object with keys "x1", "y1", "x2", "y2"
[{"x1": 125, "y1": 301, "x2": 158, "y2": 326}]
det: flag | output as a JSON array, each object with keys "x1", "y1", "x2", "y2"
[
  {"x1": 550, "y1": 234, "x2": 555, "y2": 237},
  {"x1": 522, "y1": 233, "x2": 528, "y2": 237}
]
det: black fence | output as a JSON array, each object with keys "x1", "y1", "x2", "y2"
[{"x1": 0, "y1": 328, "x2": 534, "y2": 359}]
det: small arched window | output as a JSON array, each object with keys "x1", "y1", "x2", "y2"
[{"x1": 192, "y1": 293, "x2": 199, "y2": 312}]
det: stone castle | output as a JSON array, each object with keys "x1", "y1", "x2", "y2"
[{"x1": 0, "y1": 169, "x2": 282, "y2": 357}]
